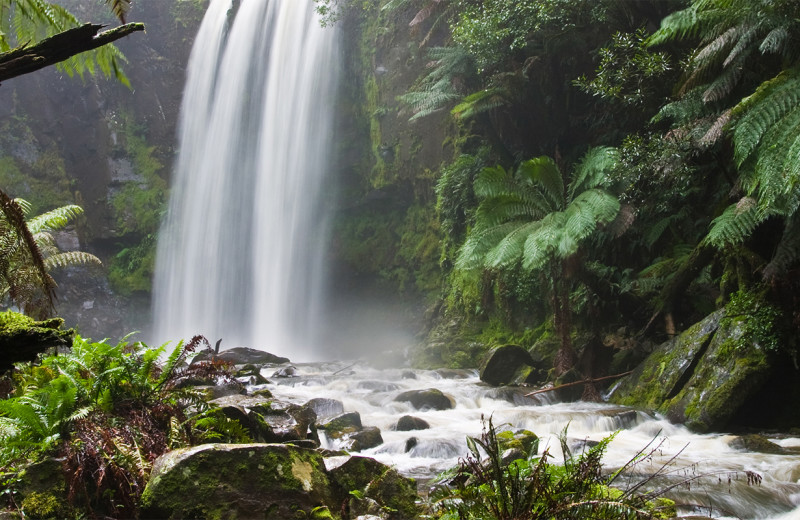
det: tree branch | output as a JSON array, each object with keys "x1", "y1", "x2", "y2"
[{"x1": 0, "y1": 22, "x2": 145, "y2": 84}]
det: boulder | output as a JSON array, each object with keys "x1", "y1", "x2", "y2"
[
  {"x1": 729, "y1": 434, "x2": 786, "y2": 455},
  {"x1": 395, "y1": 415, "x2": 430, "y2": 431},
  {"x1": 319, "y1": 412, "x2": 363, "y2": 437},
  {"x1": 306, "y1": 398, "x2": 345, "y2": 421},
  {"x1": 139, "y1": 443, "x2": 337, "y2": 519},
  {"x1": 16, "y1": 458, "x2": 73, "y2": 519},
  {"x1": 328, "y1": 456, "x2": 418, "y2": 520},
  {"x1": 272, "y1": 365, "x2": 298, "y2": 378},
  {"x1": 394, "y1": 388, "x2": 454, "y2": 410},
  {"x1": 193, "y1": 346, "x2": 290, "y2": 365},
  {"x1": 479, "y1": 344, "x2": 539, "y2": 386},
  {"x1": 210, "y1": 395, "x2": 316, "y2": 443},
  {"x1": 235, "y1": 363, "x2": 269, "y2": 385},
  {"x1": 610, "y1": 309, "x2": 774, "y2": 432},
  {"x1": 496, "y1": 429, "x2": 539, "y2": 458},
  {"x1": 344, "y1": 426, "x2": 384, "y2": 452},
  {"x1": 0, "y1": 311, "x2": 73, "y2": 372}
]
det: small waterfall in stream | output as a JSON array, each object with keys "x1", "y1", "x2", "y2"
[{"x1": 152, "y1": 0, "x2": 339, "y2": 359}]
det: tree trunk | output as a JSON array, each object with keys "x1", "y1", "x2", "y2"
[{"x1": 552, "y1": 262, "x2": 577, "y2": 375}]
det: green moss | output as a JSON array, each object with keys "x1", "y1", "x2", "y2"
[{"x1": 20, "y1": 491, "x2": 71, "y2": 520}]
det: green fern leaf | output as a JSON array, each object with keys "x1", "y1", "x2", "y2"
[
  {"x1": 517, "y1": 157, "x2": 564, "y2": 210},
  {"x1": 43, "y1": 251, "x2": 101, "y2": 270},
  {"x1": 704, "y1": 200, "x2": 764, "y2": 248}
]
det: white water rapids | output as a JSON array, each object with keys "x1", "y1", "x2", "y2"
[
  {"x1": 263, "y1": 362, "x2": 800, "y2": 520},
  {"x1": 152, "y1": 0, "x2": 339, "y2": 360}
]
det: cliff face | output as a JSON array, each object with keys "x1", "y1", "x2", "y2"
[{"x1": 0, "y1": 0, "x2": 206, "y2": 339}]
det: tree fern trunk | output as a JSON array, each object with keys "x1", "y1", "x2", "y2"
[{"x1": 552, "y1": 262, "x2": 577, "y2": 375}]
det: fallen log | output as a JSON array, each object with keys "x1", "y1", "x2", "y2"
[{"x1": 524, "y1": 370, "x2": 634, "y2": 397}]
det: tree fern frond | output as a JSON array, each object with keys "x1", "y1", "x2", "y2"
[
  {"x1": 721, "y1": 22, "x2": 759, "y2": 67},
  {"x1": 43, "y1": 251, "x2": 101, "y2": 270},
  {"x1": 759, "y1": 25, "x2": 790, "y2": 56},
  {"x1": 456, "y1": 221, "x2": 523, "y2": 270},
  {"x1": 750, "y1": 104, "x2": 800, "y2": 209},
  {"x1": 27, "y1": 204, "x2": 83, "y2": 234},
  {"x1": 568, "y1": 146, "x2": 619, "y2": 197},
  {"x1": 648, "y1": 6, "x2": 701, "y2": 46},
  {"x1": 522, "y1": 213, "x2": 564, "y2": 270},
  {"x1": 703, "y1": 200, "x2": 764, "y2": 248},
  {"x1": 381, "y1": 0, "x2": 412, "y2": 11},
  {"x1": 474, "y1": 165, "x2": 512, "y2": 199},
  {"x1": 732, "y1": 68, "x2": 800, "y2": 166},
  {"x1": 702, "y1": 49, "x2": 747, "y2": 102},
  {"x1": 485, "y1": 222, "x2": 541, "y2": 268},
  {"x1": 451, "y1": 87, "x2": 506, "y2": 120},
  {"x1": 517, "y1": 157, "x2": 564, "y2": 210},
  {"x1": 564, "y1": 189, "x2": 621, "y2": 245}
]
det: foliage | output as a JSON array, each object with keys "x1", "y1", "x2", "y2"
[
  {"x1": 399, "y1": 46, "x2": 476, "y2": 121},
  {"x1": 575, "y1": 29, "x2": 672, "y2": 106},
  {"x1": 0, "y1": 0, "x2": 133, "y2": 86},
  {"x1": 429, "y1": 418, "x2": 671, "y2": 519},
  {"x1": 0, "y1": 334, "x2": 240, "y2": 517}
]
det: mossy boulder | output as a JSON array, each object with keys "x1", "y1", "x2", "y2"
[
  {"x1": 611, "y1": 309, "x2": 775, "y2": 432},
  {"x1": 235, "y1": 363, "x2": 269, "y2": 385},
  {"x1": 394, "y1": 388, "x2": 454, "y2": 410},
  {"x1": 0, "y1": 311, "x2": 73, "y2": 371},
  {"x1": 345, "y1": 426, "x2": 384, "y2": 452},
  {"x1": 729, "y1": 434, "x2": 786, "y2": 454},
  {"x1": 479, "y1": 344, "x2": 541, "y2": 386},
  {"x1": 328, "y1": 456, "x2": 418, "y2": 520},
  {"x1": 319, "y1": 412, "x2": 363, "y2": 437},
  {"x1": 15, "y1": 458, "x2": 72, "y2": 520},
  {"x1": 496, "y1": 429, "x2": 539, "y2": 458},
  {"x1": 139, "y1": 443, "x2": 338, "y2": 519}
]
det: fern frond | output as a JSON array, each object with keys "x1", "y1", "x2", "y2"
[
  {"x1": 451, "y1": 88, "x2": 505, "y2": 120},
  {"x1": 703, "y1": 200, "x2": 764, "y2": 248},
  {"x1": 568, "y1": 146, "x2": 619, "y2": 197},
  {"x1": 484, "y1": 221, "x2": 541, "y2": 268},
  {"x1": 702, "y1": 49, "x2": 747, "y2": 102},
  {"x1": 522, "y1": 213, "x2": 565, "y2": 270},
  {"x1": 759, "y1": 25, "x2": 790, "y2": 55},
  {"x1": 517, "y1": 157, "x2": 564, "y2": 210},
  {"x1": 43, "y1": 251, "x2": 101, "y2": 270},
  {"x1": 456, "y1": 221, "x2": 522, "y2": 270},
  {"x1": 27, "y1": 204, "x2": 83, "y2": 234},
  {"x1": 732, "y1": 68, "x2": 800, "y2": 166}
]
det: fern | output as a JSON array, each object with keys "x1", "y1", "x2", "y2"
[
  {"x1": 399, "y1": 46, "x2": 474, "y2": 121},
  {"x1": 451, "y1": 87, "x2": 505, "y2": 120},
  {"x1": 704, "y1": 200, "x2": 765, "y2": 248}
]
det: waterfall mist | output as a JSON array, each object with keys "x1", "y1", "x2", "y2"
[{"x1": 152, "y1": 0, "x2": 340, "y2": 360}]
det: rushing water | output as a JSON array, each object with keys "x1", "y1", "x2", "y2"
[
  {"x1": 262, "y1": 362, "x2": 800, "y2": 520},
  {"x1": 152, "y1": 0, "x2": 339, "y2": 360}
]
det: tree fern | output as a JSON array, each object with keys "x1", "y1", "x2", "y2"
[
  {"x1": 451, "y1": 87, "x2": 505, "y2": 120},
  {"x1": 704, "y1": 199, "x2": 765, "y2": 248},
  {"x1": 399, "y1": 46, "x2": 474, "y2": 121}
]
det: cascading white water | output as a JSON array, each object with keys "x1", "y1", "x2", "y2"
[{"x1": 152, "y1": 0, "x2": 339, "y2": 360}]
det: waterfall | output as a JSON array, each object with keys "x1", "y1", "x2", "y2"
[{"x1": 152, "y1": 0, "x2": 339, "y2": 360}]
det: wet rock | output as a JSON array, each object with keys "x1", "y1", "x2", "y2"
[
  {"x1": 500, "y1": 447, "x2": 526, "y2": 466},
  {"x1": 552, "y1": 368, "x2": 584, "y2": 402},
  {"x1": 345, "y1": 426, "x2": 384, "y2": 452},
  {"x1": 193, "y1": 346, "x2": 290, "y2": 365},
  {"x1": 306, "y1": 398, "x2": 345, "y2": 421},
  {"x1": 235, "y1": 363, "x2": 269, "y2": 385},
  {"x1": 404, "y1": 437, "x2": 418, "y2": 452},
  {"x1": 395, "y1": 415, "x2": 430, "y2": 431},
  {"x1": 16, "y1": 458, "x2": 73, "y2": 519},
  {"x1": 319, "y1": 412, "x2": 363, "y2": 437},
  {"x1": 358, "y1": 380, "x2": 399, "y2": 392},
  {"x1": 272, "y1": 365, "x2": 298, "y2": 378},
  {"x1": 140, "y1": 443, "x2": 336, "y2": 519},
  {"x1": 479, "y1": 344, "x2": 539, "y2": 386},
  {"x1": 394, "y1": 388, "x2": 454, "y2": 410},
  {"x1": 611, "y1": 309, "x2": 774, "y2": 432},
  {"x1": 193, "y1": 382, "x2": 247, "y2": 400},
  {"x1": 401, "y1": 370, "x2": 417, "y2": 379},
  {"x1": 729, "y1": 434, "x2": 786, "y2": 454},
  {"x1": 435, "y1": 368, "x2": 472, "y2": 379},
  {"x1": 210, "y1": 395, "x2": 316, "y2": 443},
  {"x1": 328, "y1": 456, "x2": 418, "y2": 520}
]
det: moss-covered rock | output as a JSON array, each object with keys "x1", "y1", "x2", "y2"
[
  {"x1": 729, "y1": 434, "x2": 787, "y2": 455},
  {"x1": 209, "y1": 395, "x2": 316, "y2": 443},
  {"x1": 611, "y1": 308, "x2": 775, "y2": 432},
  {"x1": 479, "y1": 344, "x2": 538, "y2": 386},
  {"x1": 496, "y1": 429, "x2": 539, "y2": 458},
  {"x1": 139, "y1": 443, "x2": 339, "y2": 520},
  {"x1": 610, "y1": 310, "x2": 724, "y2": 411},
  {"x1": 328, "y1": 456, "x2": 418, "y2": 520},
  {"x1": 0, "y1": 311, "x2": 73, "y2": 372},
  {"x1": 319, "y1": 412, "x2": 363, "y2": 437},
  {"x1": 345, "y1": 426, "x2": 384, "y2": 452},
  {"x1": 15, "y1": 459, "x2": 72, "y2": 520}
]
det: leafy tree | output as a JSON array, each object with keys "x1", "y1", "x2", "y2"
[{"x1": 456, "y1": 148, "x2": 620, "y2": 374}]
